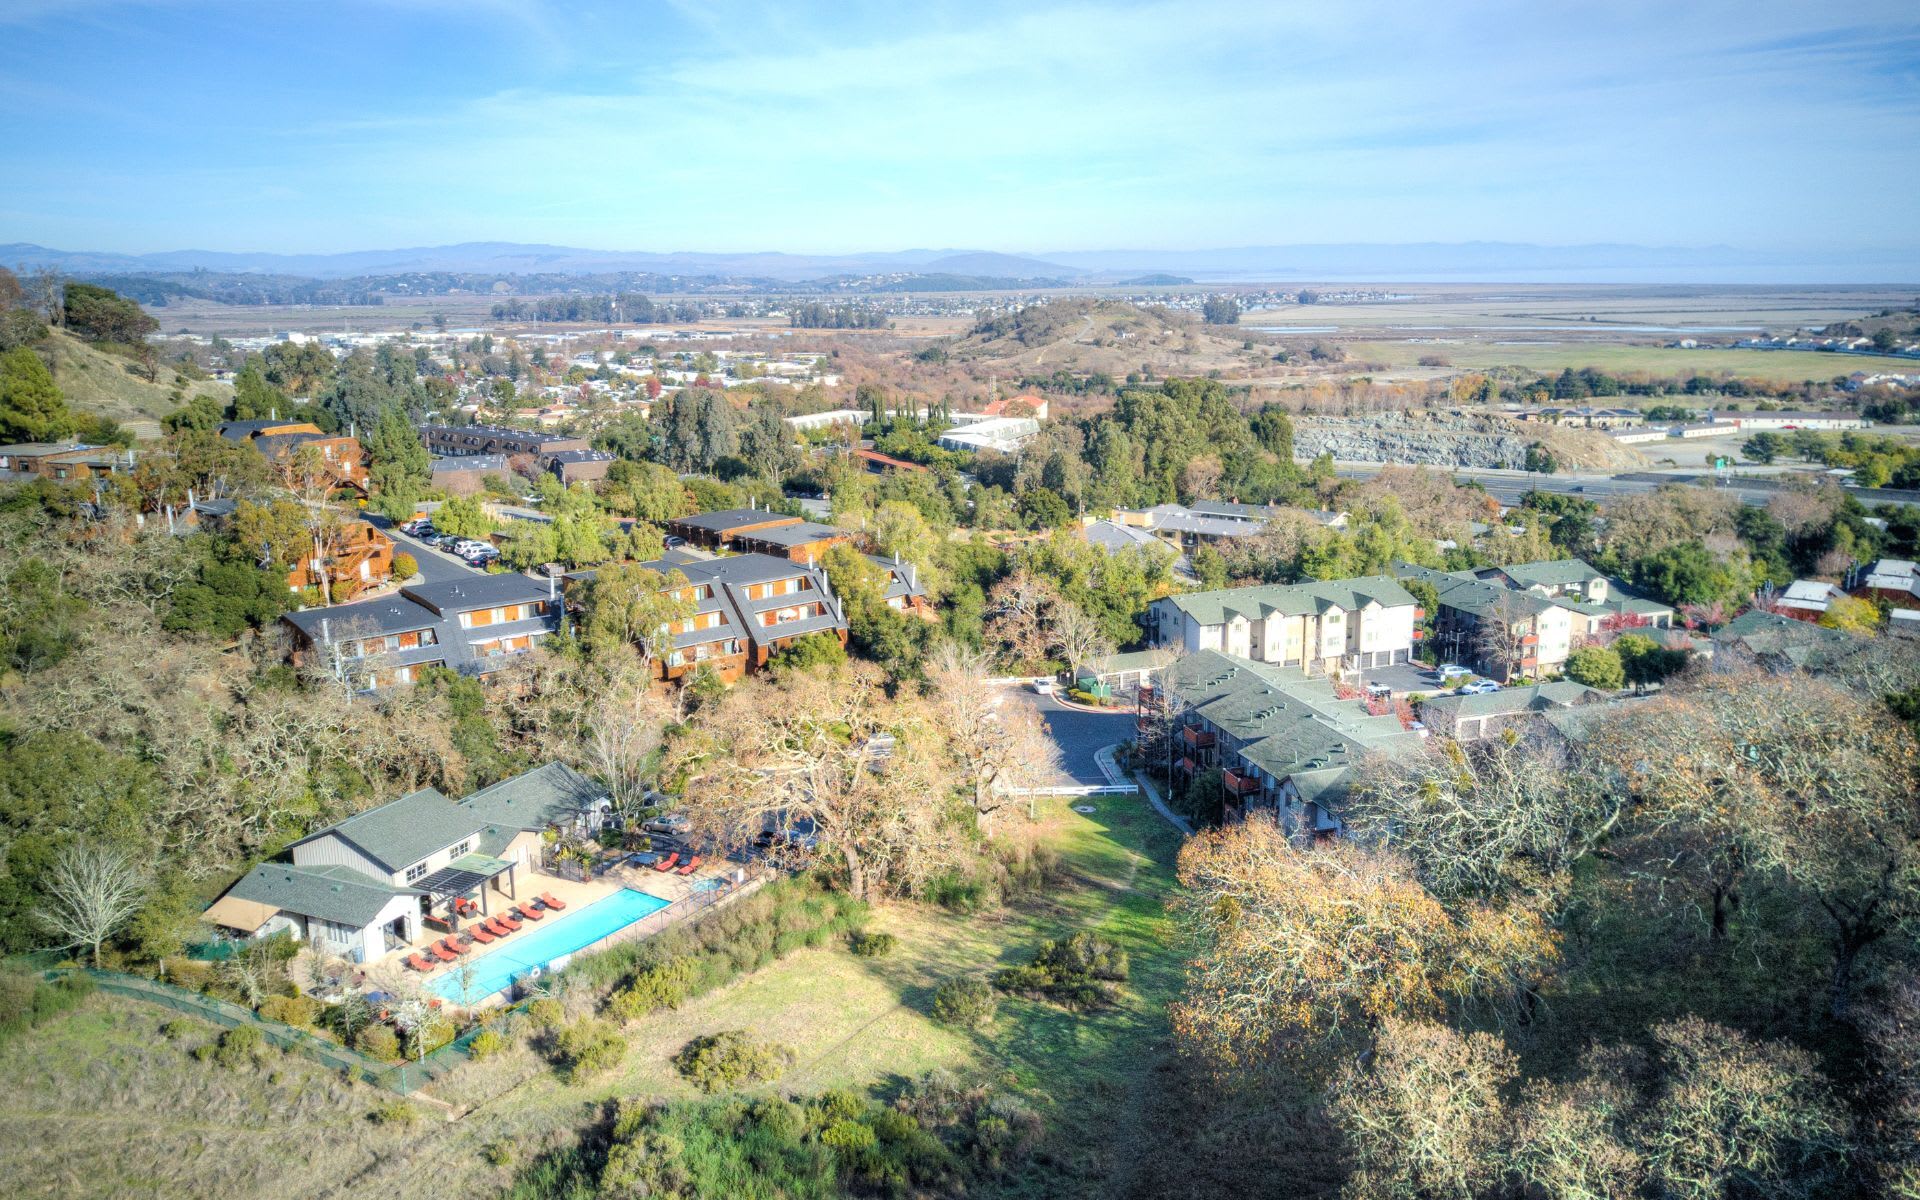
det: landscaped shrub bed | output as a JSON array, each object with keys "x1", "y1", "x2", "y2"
[
  {"x1": 992, "y1": 931, "x2": 1129, "y2": 1010},
  {"x1": 589, "y1": 878, "x2": 867, "y2": 1022}
]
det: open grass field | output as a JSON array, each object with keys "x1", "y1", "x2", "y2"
[
  {"x1": 41, "y1": 328, "x2": 228, "y2": 437},
  {"x1": 0, "y1": 793, "x2": 1186, "y2": 1200},
  {"x1": 1346, "y1": 337, "x2": 1918, "y2": 382}
]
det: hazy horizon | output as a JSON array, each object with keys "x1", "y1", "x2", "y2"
[{"x1": 3, "y1": 1, "x2": 1918, "y2": 264}]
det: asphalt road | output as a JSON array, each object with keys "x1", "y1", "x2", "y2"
[
  {"x1": 363, "y1": 514, "x2": 487, "y2": 583},
  {"x1": 1008, "y1": 688, "x2": 1136, "y2": 786}
]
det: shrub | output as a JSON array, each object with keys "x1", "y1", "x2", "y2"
[
  {"x1": 931, "y1": 977, "x2": 997, "y2": 1029},
  {"x1": 199, "y1": 1023, "x2": 265, "y2": 1069},
  {"x1": 160, "y1": 1018, "x2": 200, "y2": 1041},
  {"x1": 672, "y1": 1030, "x2": 794, "y2": 1093},
  {"x1": 369, "y1": 1098, "x2": 420, "y2": 1126},
  {"x1": 924, "y1": 873, "x2": 992, "y2": 914},
  {"x1": 555, "y1": 1018, "x2": 627, "y2": 1081},
  {"x1": 410, "y1": 1017, "x2": 456, "y2": 1057},
  {"x1": 992, "y1": 932, "x2": 1127, "y2": 1009},
  {"x1": 525, "y1": 997, "x2": 564, "y2": 1029},
  {"x1": 484, "y1": 1140, "x2": 515, "y2": 1167},
  {"x1": 820, "y1": 1118, "x2": 878, "y2": 1152},
  {"x1": 467, "y1": 1029, "x2": 509, "y2": 1061},
  {"x1": 391, "y1": 551, "x2": 419, "y2": 579},
  {"x1": 258, "y1": 994, "x2": 318, "y2": 1028},
  {"x1": 849, "y1": 930, "x2": 897, "y2": 959},
  {"x1": 606, "y1": 958, "x2": 697, "y2": 1020},
  {"x1": 356, "y1": 1024, "x2": 401, "y2": 1061}
]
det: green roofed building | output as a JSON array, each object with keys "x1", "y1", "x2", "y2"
[
  {"x1": 1161, "y1": 649, "x2": 1425, "y2": 835},
  {"x1": 1148, "y1": 575, "x2": 1420, "y2": 674}
]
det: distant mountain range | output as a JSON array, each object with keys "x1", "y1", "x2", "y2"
[{"x1": 3, "y1": 240, "x2": 1915, "y2": 284}]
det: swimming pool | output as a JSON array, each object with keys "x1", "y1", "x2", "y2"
[{"x1": 426, "y1": 887, "x2": 672, "y2": 1001}]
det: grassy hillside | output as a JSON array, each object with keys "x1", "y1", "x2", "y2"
[
  {"x1": 950, "y1": 298, "x2": 1268, "y2": 377},
  {"x1": 39, "y1": 328, "x2": 230, "y2": 438}
]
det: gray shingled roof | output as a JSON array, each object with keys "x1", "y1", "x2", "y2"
[
  {"x1": 1494, "y1": 558, "x2": 1607, "y2": 589},
  {"x1": 225, "y1": 863, "x2": 419, "y2": 926},
  {"x1": 294, "y1": 787, "x2": 487, "y2": 873},
  {"x1": 1417, "y1": 681, "x2": 1603, "y2": 723},
  {"x1": 460, "y1": 762, "x2": 607, "y2": 833},
  {"x1": 670, "y1": 508, "x2": 801, "y2": 535},
  {"x1": 1164, "y1": 650, "x2": 1422, "y2": 810}
]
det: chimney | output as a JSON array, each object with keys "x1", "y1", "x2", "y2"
[{"x1": 548, "y1": 574, "x2": 556, "y2": 600}]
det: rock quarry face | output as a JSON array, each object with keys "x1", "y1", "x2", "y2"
[{"x1": 1291, "y1": 411, "x2": 1645, "y2": 470}]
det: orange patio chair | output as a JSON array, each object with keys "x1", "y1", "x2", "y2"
[
  {"x1": 675, "y1": 855, "x2": 702, "y2": 876},
  {"x1": 539, "y1": 892, "x2": 567, "y2": 910}
]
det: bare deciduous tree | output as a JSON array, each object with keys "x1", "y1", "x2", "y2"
[
  {"x1": 924, "y1": 641, "x2": 1063, "y2": 827},
  {"x1": 39, "y1": 842, "x2": 148, "y2": 966},
  {"x1": 584, "y1": 680, "x2": 670, "y2": 823},
  {"x1": 1051, "y1": 599, "x2": 1114, "y2": 681}
]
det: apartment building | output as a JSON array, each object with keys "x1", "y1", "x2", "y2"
[
  {"x1": 568, "y1": 551, "x2": 849, "y2": 684},
  {"x1": 420, "y1": 423, "x2": 590, "y2": 458},
  {"x1": 1471, "y1": 557, "x2": 1674, "y2": 644},
  {"x1": 1147, "y1": 575, "x2": 1419, "y2": 674},
  {"x1": 285, "y1": 519, "x2": 394, "y2": 598},
  {"x1": 663, "y1": 506, "x2": 805, "y2": 549},
  {"x1": 281, "y1": 572, "x2": 563, "y2": 691},
  {"x1": 220, "y1": 419, "x2": 369, "y2": 494},
  {"x1": 1161, "y1": 649, "x2": 1423, "y2": 833}
]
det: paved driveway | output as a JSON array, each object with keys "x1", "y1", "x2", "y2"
[
  {"x1": 364, "y1": 514, "x2": 486, "y2": 583},
  {"x1": 1004, "y1": 688, "x2": 1135, "y2": 785}
]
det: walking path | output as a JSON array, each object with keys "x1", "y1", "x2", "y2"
[{"x1": 1095, "y1": 744, "x2": 1194, "y2": 837}]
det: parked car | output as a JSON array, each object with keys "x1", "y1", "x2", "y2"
[
  {"x1": 1030, "y1": 678, "x2": 1056, "y2": 695},
  {"x1": 1435, "y1": 663, "x2": 1469, "y2": 680},
  {"x1": 663, "y1": 534, "x2": 687, "y2": 548},
  {"x1": 463, "y1": 549, "x2": 498, "y2": 567},
  {"x1": 1455, "y1": 681, "x2": 1501, "y2": 695},
  {"x1": 1365, "y1": 682, "x2": 1392, "y2": 699},
  {"x1": 400, "y1": 518, "x2": 433, "y2": 536},
  {"x1": 642, "y1": 812, "x2": 693, "y2": 836}
]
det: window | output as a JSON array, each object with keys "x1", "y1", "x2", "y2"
[
  {"x1": 449, "y1": 839, "x2": 471, "y2": 858},
  {"x1": 405, "y1": 861, "x2": 428, "y2": 883}
]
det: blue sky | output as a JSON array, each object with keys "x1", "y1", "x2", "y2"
[{"x1": 2, "y1": 0, "x2": 1917, "y2": 255}]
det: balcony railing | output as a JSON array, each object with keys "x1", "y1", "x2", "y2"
[
  {"x1": 1222, "y1": 768, "x2": 1261, "y2": 796},
  {"x1": 1176, "y1": 755, "x2": 1197, "y2": 775},
  {"x1": 1180, "y1": 726, "x2": 1216, "y2": 748}
]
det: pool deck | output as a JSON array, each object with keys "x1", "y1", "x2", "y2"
[{"x1": 391, "y1": 858, "x2": 743, "y2": 1007}]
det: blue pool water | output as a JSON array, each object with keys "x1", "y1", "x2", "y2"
[{"x1": 426, "y1": 887, "x2": 672, "y2": 1000}]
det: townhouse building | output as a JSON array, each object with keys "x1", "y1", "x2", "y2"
[
  {"x1": 281, "y1": 572, "x2": 563, "y2": 691},
  {"x1": 1161, "y1": 649, "x2": 1423, "y2": 834},
  {"x1": 219, "y1": 419, "x2": 369, "y2": 494},
  {"x1": 420, "y1": 423, "x2": 590, "y2": 458},
  {"x1": 1147, "y1": 575, "x2": 1419, "y2": 674}
]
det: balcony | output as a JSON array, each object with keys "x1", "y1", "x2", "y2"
[
  {"x1": 1176, "y1": 755, "x2": 1197, "y2": 775},
  {"x1": 1180, "y1": 726, "x2": 1216, "y2": 749},
  {"x1": 1222, "y1": 768, "x2": 1261, "y2": 796},
  {"x1": 1519, "y1": 633, "x2": 1539, "y2": 646}
]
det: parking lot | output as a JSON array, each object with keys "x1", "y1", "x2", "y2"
[{"x1": 1006, "y1": 687, "x2": 1136, "y2": 786}]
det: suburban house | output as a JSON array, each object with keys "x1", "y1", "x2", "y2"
[
  {"x1": 1856, "y1": 559, "x2": 1920, "y2": 605},
  {"x1": 1161, "y1": 649, "x2": 1424, "y2": 834},
  {"x1": 569, "y1": 551, "x2": 849, "y2": 684},
  {"x1": 219, "y1": 419, "x2": 369, "y2": 494},
  {"x1": 1416, "y1": 681, "x2": 1605, "y2": 741},
  {"x1": 431, "y1": 453, "x2": 513, "y2": 495},
  {"x1": 1775, "y1": 579, "x2": 1849, "y2": 621},
  {"x1": 1148, "y1": 575, "x2": 1419, "y2": 674},
  {"x1": 870, "y1": 554, "x2": 934, "y2": 617},
  {"x1": 204, "y1": 762, "x2": 610, "y2": 963},
  {"x1": 977, "y1": 393, "x2": 1050, "y2": 420},
  {"x1": 0, "y1": 440, "x2": 137, "y2": 481},
  {"x1": 1711, "y1": 608, "x2": 1853, "y2": 672},
  {"x1": 281, "y1": 572, "x2": 564, "y2": 691},
  {"x1": 420, "y1": 423, "x2": 590, "y2": 458},
  {"x1": 663, "y1": 506, "x2": 805, "y2": 550},
  {"x1": 286, "y1": 519, "x2": 395, "y2": 597}
]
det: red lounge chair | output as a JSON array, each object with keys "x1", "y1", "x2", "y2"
[
  {"x1": 486, "y1": 917, "x2": 512, "y2": 937},
  {"x1": 468, "y1": 924, "x2": 496, "y2": 943},
  {"x1": 515, "y1": 904, "x2": 544, "y2": 921},
  {"x1": 652, "y1": 852, "x2": 680, "y2": 873},
  {"x1": 676, "y1": 855, "x2": 702, "y2": 876},
  {"x1": 406, "y1": 953, "x2": 435, "y2": 972},
  {"x1": 539, "y1": 892, "x2": 567, "y2": 910},
  {"x1": 498, "y1": 912, "x2": 523, "y2": 930},
  {"x1": 439, "y1": 937, "x2": 468, "y2": 957},
  {"x1": 428, "y1": 942, "x2": 457, "y2": 963}
]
